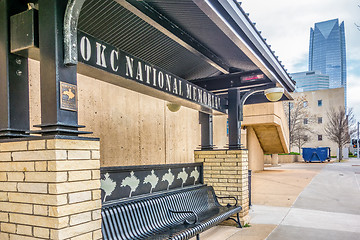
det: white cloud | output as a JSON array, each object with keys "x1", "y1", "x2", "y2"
[
  {"x1": 242, "y1": 0, "x2": 360, "y2": 121},
  {"x1": 242, "y1": 0, "x2": 360, "y2": 69},
  {"x1": 348, "y1": 73, "x2": 360, "y2": 121}
]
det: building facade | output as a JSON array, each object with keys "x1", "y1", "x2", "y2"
[
  {"x1": 291, "y1": 71, "x2": 329, "y2": 92},
  {"x1": 0, "y1": 0, "x2": 295, "y2": 238},
  {"x1": 290, "y1": 88, "x2": 345, "y2": 155},
  {"x1": 309, "y1": 19, "x2": 347, "y2": 105}
]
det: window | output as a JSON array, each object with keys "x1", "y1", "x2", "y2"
[
  {"x1": 318, "y1": 117, "x2": 322, "y2": 124},
  {"x1": 304, "y1": 118, "x2": 308, "y2": 124},
  {"x1": 318, "y1": 135, "x2": 322, "y2": 141},
  {"x1": 303, "y1": 101, "x2": 308, "y2": 107},
  {"x1": 318, "y1": 100, "x2": 322, "y2": 106}
]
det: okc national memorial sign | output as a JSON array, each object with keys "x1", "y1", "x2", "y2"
[{"x1": 77, "y1": 31, "x2": 226, "y2": 113}]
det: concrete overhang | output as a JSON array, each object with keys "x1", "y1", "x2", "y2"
[{"x1": 242, "y1": 102, "x2": 290, "y2": 154}]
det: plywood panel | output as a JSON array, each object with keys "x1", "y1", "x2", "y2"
[
  {"x1": 165, "y1": 106, "x2": 201, "y2": 164},
  {"x1": 138, "y1": 94, "x2": 166, "y2": 165},
  {"x1": 77, "y1": 74, "x2": 167, "y2": 167},
  {"x1": 213, "y1": 115, "x2": 228, "y2": 149},
  {"x1": 28, "y1": 60, "x2": 217, "y2": 167}
]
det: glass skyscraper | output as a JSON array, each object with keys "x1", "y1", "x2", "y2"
[
  {"x1": 291, "y1": 71, "x2": 329, "y2": 92},
  {"x1": 309, "y1": 19, "x2": 346, "y2": 105}
]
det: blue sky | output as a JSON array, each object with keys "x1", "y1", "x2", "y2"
[{"x1": 242, "y1": 0, "x2": 360, "y2": 122}]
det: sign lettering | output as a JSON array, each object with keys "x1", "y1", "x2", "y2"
[{"x1": 77, "y1": 31, "x2": 226, "y2": 113}]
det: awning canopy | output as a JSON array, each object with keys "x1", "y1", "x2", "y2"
[{"x1": 75, "y1": 0, "x2": 295, "y2": 103}]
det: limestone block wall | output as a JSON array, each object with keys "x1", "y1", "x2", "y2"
[
  {"x1": 0, "y1": 139, "x2": 102, "y2": 240},
  {"x1": 194, "y1": 150, "x2": 249, "y2": 224},
  {"x1": 247, "y1": 127, "x2": 264, "y2": 172},
  {"x1": 264, "y1": 154, "x2": 304, "y2": 164}
]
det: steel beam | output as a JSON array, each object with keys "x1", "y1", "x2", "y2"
[
  {"x1": 199, "y1": 112, "x2": 213, "y2": 150},
  {"x1": 0, "y1": 0, "x2": 30, "y2": 138},
  {"x1": 33, "y1": 0, "x2": 89, "y2": 136},
  {"x1": 227, "y1": 89, "x2": 241, "y2": 149},
  {"x1": 191, "y1": 70, "x2": 271, "y2": 91}
]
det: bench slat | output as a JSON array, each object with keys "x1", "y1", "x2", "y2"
[{"x1": 102, "y1": 185, "x2": 242, "y2": 240}]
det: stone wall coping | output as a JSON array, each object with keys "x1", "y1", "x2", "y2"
[
  {"x1": 0, "y1": 136, "x2": 99, "y2": 143},
  {"x1": 0, "y1": 138, "x2": 100, "y2": 152},
  {"x1": 195, "y1": 149, "x2": 248, "y2": 155}
]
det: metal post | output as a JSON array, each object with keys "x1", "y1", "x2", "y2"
[
  {"x1": 228, "y1": 89, "x2": 241, "y2": 149},
  {"x1": 0, "y1": 0, "x2": 30, "y2": 138},
  {"x1": 33, "y1": 0, "x2": 89, "y2": 136},
  {"x1": 356, "y1": 122, "x2": 360, "y2": 159},
  {"x1": 199, "y1": 112, "x2": 213, "y2": 150},
  {"x1": 228, "y1": 88, "x2": 266, "y2": 149},
  {"x1": 289, "y1": 101, "x2": 291, "y2": 149},
  {"x1": 248, "y1": 169, "x2": 252, "y2": 207}
]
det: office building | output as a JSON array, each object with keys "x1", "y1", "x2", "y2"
[
  {"x1": 309, "y1": 19, "x2": 346, "y2": 105},
  {"x1": 291, "y1": 71, "x2": 329, "y2": 92},
  {"x1": 290, "y1": 88, "x2": 345, "y2": 155}
]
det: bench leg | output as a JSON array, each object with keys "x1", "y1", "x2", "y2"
[
  {"x1": 228, "y1": 213, "x2": 242, "y2": 228},
  {"x1": 196, "y1": 234, "x2": 200, "y2": 240},
  {"x1": 236, "y1": 213, "x2": 242, "y2": 228}
]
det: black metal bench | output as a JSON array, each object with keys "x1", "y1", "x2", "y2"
[{"x1": 101, "y1": 184, "x2": 242, "y2": 240}]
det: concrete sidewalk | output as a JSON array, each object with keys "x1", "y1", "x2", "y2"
[
  {"x1": 192, "y1": 159, "x2": 360, "y2": 239},
  {"x1": 267, "y1": 159, "x2": 360, "y2": 240}
]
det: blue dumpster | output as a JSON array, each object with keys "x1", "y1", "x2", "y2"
[{"x1": 302, "y1": 147, "x2": 331, "y2": 162}]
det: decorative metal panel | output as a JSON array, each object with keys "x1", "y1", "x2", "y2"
[{"x1": 100, "y1": 163, "x2": 203, "y2": 203}]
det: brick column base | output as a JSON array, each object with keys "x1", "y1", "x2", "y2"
[
  {"x1": 194, "y1": 150, "x2": 249, "y2": 225},
  {"x1": 0, "y1": 138, "x2": 102, "y2": 240}
]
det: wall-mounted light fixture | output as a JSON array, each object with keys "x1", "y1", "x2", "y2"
[
  {"x1": 166, "y1": 102, "x2": 181, "y2": 112},
  {"x1": 239, "y1": 87, "x2": 285, "y2": 121},
  {"x1": 264, "y1": 87, "x2": 284, "y2": 102},
  {"x1": 229, "y1": 86, "x2": 285, "y2": 150}
]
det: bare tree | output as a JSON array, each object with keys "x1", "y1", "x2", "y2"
[
  {"x1": 285, "y1": 96, "x2": 314, "y2": 153},
  {"x1": 356, "y1": 3, "x2": 360, "y2": 31},
  {"x1": 355, "y1": 23, "x2": 360, "y2": 31},
  {"x1": 324, "y1": 107, "x2": 356, "y2": 161},
  {"x1": 293, "y1": 128, "x2": 312, "y2": 154}
]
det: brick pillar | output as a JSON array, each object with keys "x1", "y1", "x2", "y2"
[
  {"x1": 0, "y1": 139, "x2": 102, "y2": 240},
  {"x1": 194, "y1": 149, "x2": 249, "y2": 224}
]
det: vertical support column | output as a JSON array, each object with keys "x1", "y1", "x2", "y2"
[
  {"x1": 228, "y1": 89, "x2": 241, "y2": 149},
  {"x1": 34, "y1": 0, "x2": 88, "y2": 136},
  {"x1": 271, "y1": 154, "x2": 279, "y2": 166},
  {"x1": 199, "y1": 112, "x2": 213, "y2": 150},
  {"x1": 194, "y1": 149, "x2": 250, "y2": 225},
  {"x1": 0, "y1": 138, "x2": 102, "y2": 239},
  {"x1": 0, "y1": 0, "x2": 30, "y2": 138},
  {"x1": 357, "y1": 122, "x2": 359, "y2": 159}
]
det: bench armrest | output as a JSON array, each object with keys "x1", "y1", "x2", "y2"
[
  {"x1": 216, "y1": 196, "x2": 238, "y2": 207},
  {"x1": 169, "y1": 209, "x2": 199, "y2": 224}
]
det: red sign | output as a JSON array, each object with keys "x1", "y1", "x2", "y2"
[{"x1": 241, "y1": 74, "x2": 264, "y2": 81}]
